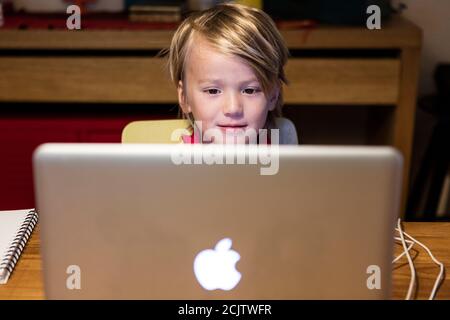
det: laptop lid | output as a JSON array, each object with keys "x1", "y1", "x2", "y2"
[{"x1": 33, "y1": 144, "x2": 402, "y2": 299}]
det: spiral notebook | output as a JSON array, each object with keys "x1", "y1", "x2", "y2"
[{"x1": 0, "y1": 209, "x2": 39, "y2": 284}]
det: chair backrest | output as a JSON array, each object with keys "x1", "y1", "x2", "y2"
[
  {"x1": 121, "y1": 119, "x2": 191, "y2": 144},
  {"x1": 121, "y1": 118, "x2": 298, "y2": 144}
]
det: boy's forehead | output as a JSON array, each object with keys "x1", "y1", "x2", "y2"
[{"x1": 185, "y1": 37, "x2": 256, "y2": 82}]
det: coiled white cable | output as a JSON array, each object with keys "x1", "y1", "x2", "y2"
[{"x1": 393, "y1": 219, "x2": 445, "y2": 300}]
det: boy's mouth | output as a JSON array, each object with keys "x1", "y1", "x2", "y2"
[
  {"x1": 217, "y1": 124, "x2": 248, "y2": 134},
  {"x1": 217, "y1": 124, "x2": 247, "y2": 128}
]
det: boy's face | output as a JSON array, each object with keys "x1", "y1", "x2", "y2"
[{"x1": 178, "y1": 36, "x2": 278, "y2": 143}]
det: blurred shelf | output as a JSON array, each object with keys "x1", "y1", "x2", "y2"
[{"x1": 0, "y1": 15, "x2": 421, "y2": 50}]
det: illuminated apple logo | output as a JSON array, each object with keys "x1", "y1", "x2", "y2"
[{"x1": 193, "y1": 238, "x2": 241, "y2": 291}]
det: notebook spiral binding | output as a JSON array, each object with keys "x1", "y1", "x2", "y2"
[{"x1": 0, "y1": 209, "x2": 39, "y2": 275}]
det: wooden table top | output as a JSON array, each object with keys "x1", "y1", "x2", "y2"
[{"x1": 1, "y1": 222, "x2": 449, "y2": 300}]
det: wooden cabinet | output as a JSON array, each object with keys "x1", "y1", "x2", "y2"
[
  {"x1": 0, "y1": 16, "x2": 422, "y2": 215},
  {"x1": 0, "y1": 57, "x2": 400, "y2": 104}
]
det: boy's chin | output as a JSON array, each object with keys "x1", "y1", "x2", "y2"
[
  {"x1": 209, "y1": 135, "x2": 252, "y2": 145},
  {"x1": 201, "y1": 126, "x2": 259, "y2": 144}
]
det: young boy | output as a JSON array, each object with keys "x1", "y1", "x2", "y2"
[{"x1": 165, "y1": 3, "x2": 290, "y2": 144}]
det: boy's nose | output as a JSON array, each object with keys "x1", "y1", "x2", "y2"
[{"x1": 223, "y1": 93, "x2": 243, "y2": 117}]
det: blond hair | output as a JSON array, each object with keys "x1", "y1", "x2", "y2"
[{"x1": 162, "y1": 3, "x2": 290, "y2": 127}]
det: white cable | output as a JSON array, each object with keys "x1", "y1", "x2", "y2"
[
  {"x1": 396, "y1": 218, "x2": 416, "y2": 300},
  {"x1": 398, "y1": 228, "x2": 445, "y2": 300},
  {"x1": 392, "y1": 219, "x2": 446, "y2": 300},
  {"x1": 393, "y1": 237, "x2": 414, "y2": 263}
]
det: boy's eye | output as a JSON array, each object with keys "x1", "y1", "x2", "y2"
[
  {"x1": 204, "y1": 89, "x2": 221, "y2": 95},
  {"x1": 242, "y1": 88, "x2": 261, "y2": 95}
]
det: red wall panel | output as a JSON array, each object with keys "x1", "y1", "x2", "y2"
[{"x1": 0, "y1": 115, "x2": 166, "y2": 210}]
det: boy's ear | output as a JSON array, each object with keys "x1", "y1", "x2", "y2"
[
  {"x1": 268, "y1": 86, "x2": 280, "y2": 111},
  {"x1": 177, "y1": 80, "x2": 192, "y2": 114}
]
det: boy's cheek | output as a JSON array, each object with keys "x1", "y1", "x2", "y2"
[
  {"x1": 191, "y1": 110, "x2": 216, "y2": 131},
  {"x1": 193, "y1": 107, "x2": 217, "y2": 122},
  {"x1": 193, "y1": 106, "x2": 220, "y2": 125},
  {"x1": 247, "y1": 107, "x2": 269, "y2": 129}
]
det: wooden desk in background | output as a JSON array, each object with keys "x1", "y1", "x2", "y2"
[
  {"x1": 0, "y1": 16, "x2": 422, "y2": 215},
  {"x1": 0, "y1": 222, "x2": 448, "y2": 300}
]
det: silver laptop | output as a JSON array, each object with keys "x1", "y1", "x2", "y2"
[{"x1": 33, "y1": 143, "x2": 402, "y2": 299}]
